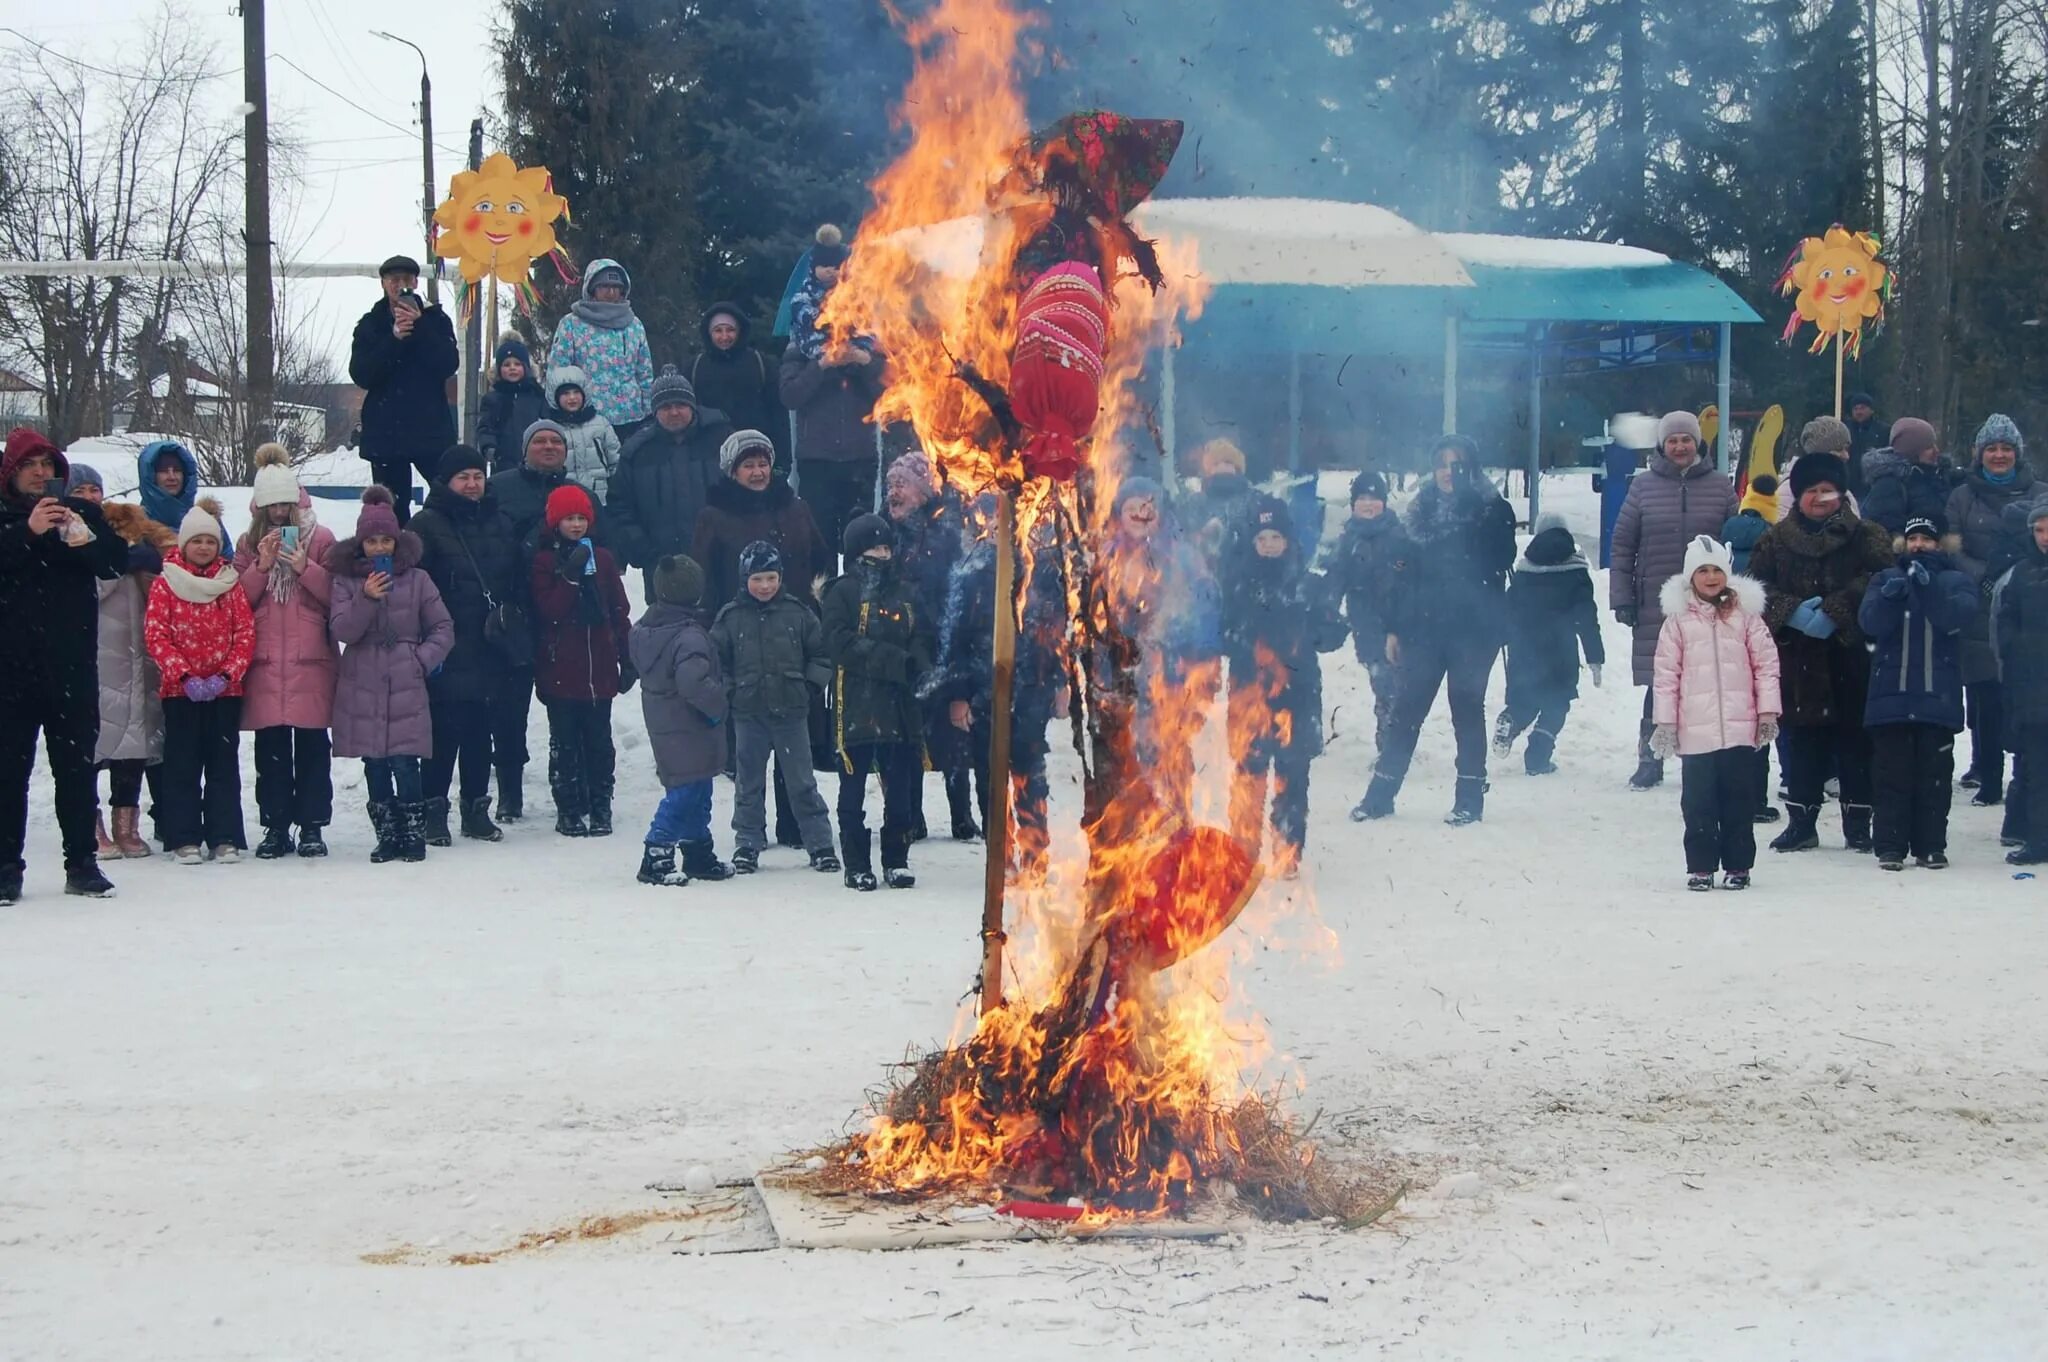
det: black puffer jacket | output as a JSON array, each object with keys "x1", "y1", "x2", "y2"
[
  {"x1": 0, "y1": 458, "x2": 127, "y2": 704},
  {"x1": 478, "y1": 376, "x2": 547, "y2": 474},
  {"x1": 349, "y1": 296, "x2": 457, "y2": 472},
  {"x1": 690, "y1": 476, "x2": 834, "y2": 613},
  {"x1": 1389, "y1": 469, "x2": 1518, "y2": 649},
  {"x1": 780, "y1": 345, "x2": 887, "y2": 464},
  {"x1": 1749, "y1": 508, "x2": 1895, "y2": 725},
  {"x1": 1504, "y1": 522, "x2": 1605, "y2": 708},
  {"x1": 1860, "y1": 448, "x2": 1960, "y2": 537},
  {"x1": 607, "y1": 406, "x2": 733, "y2": 586},
  {"x1": 822, "y1": 558, "x2": 933, "y2": 752},
  {"x1": 1220, "y1": 548, "x2": 1347, "y2": 757},
  {"x1": 1947, "y1": 462, "x2": 2039, "y2": 685},
  {"x1": 1997, "y1": 536, "x2": 2048, "y2": 726},
  {"x1": 1330, "y1": 512, "x2": 1410, "y2": 664},
  {"x1": 690, "y1": 304, "x2": 786, "y2": 469},
  {"x1": 409, "y1": 484, "x2": 526, "y2": 692}
]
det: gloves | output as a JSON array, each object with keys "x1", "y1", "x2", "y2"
[
  {"x1": 560, "y1": 542, "x2": 593, "y2": 579},
  {"x1": 1756, "y1": 716, "x2": 1780, "y2": 748},
  {"x1": 1614, "y1": 607, "x2": 1639, "y2": 628},
  {"x1": 181, "y1": 674, "x2": 228, "y2": 702},
  {"x1": 1788, "y1": 597, "x2": 1838, "y2": 639},
  {"x1": 1880, "y1": 573, "x2": 1910, "y2": 600},
  {"x1": 617, "y1": 661, "x2": 638, "y2": 694},
  {"x1": 1649, "y1": 723, "x2": 1678, "y2": 760},
  {"x1": 1589, "y1": 663, "x2": 1604, "y2": 688},
  {"x1": 1907, "y1": 559, "x2": 1932, "y2": 587},
  {"x1": 125, "y1": 541, "x2": 163, "y2": 575}
]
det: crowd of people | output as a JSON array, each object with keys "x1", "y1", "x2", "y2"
[{"x1": 5, "y1": 230, "x2": 2048, "y2": 903}]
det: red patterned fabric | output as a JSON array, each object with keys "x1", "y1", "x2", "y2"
[{"x1": 1010, "y1": 262, "x2": 1110, "y2": 482}]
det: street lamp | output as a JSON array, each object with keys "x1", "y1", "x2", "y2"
[{"x1": 371, "y1": 29, "x2": 437, "y2": 306}]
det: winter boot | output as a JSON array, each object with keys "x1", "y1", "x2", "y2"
[
  {"x1": 0, "y1": 865, "x2": 20, "y2": 904},
  {"x1": 1350, "y1": 773, "x2": 1399, "y2": 822},
  {"x1": 94, "y1": 810, "x2": 116, "y2": 858},
  {"x1": 254, "y1": 826, "x2": 295, "y2": 860},
  {"x1": 730, "y1": 846, "x2": 760, "y2": 875},
  {"x1": 1444, "y1": 776, "x2": 1485, "y2": 827},
  {"x1": 555, "y1": 810, "x2": 589, "y2": 837},
  {"x1": 1959, "y1": 768, "x2": 1982, "y2": 790},
  {"x1": 396, "y1": 802, "x2": 429, "y2": 862},
  {"x1": 64, "y1": 858, "x2": 116, "y2": 898},
  {"x1": 1842, "y1": 803, "x2": 1874, "y2": 854},
  {"x1": 1629, "y1": 719, "x2": 1664, "y2": 789},
  {"x1": 1722, "y1": 871, "x2": 1751, "y2": 890},
  {"x1": 1524, "y1": 728, "x2": 1558, "y2": 776},
  {"x1": 170, "y1": 845, "x2": 204, "y2": 866},
  {"x1": 945, "y1": 769, "x2": 979, "y2": 841},
  {"x1": 680, "y1": 839, "x2": 733, "y2": 881},
  {"x1": 638, "y1": 843, "x2": 688, "y2": 887},
  {"x1": 297, "y1": 825, "x2": 328, "y2": 857},
  {"x1": 1918, "y1": 852, "x2": 1950, "y2": 870},
  {"x1": 494, "y1": 765, "x2": 525, "y2": 823},
  {"x1": 460, "y1": 797, "x2": 503, "y2": 842},
  {"x1": 840, "y1": 832, "x2": 873, "y2": 890},
  {"x1": 1687, "y1": 873, "x2": 1715, "y2": 892},
  {"x1": 111, "y1": 807, "x2": 151, "y2": 858},
  {"x1": 423, "y1": 797, "x2": 453, "y2": 848},
  {"x1": 1753, "y1": 804, "x2": 1782, "y2": 825},
  {"x1": 1491, "y1": 711, "x2": 1516, "y2": 758},
  {"x1": 1770, "y1": 802, "x2": 1820, "y2": 852},
  {"x1": 810, "y1": 846, "x2": 843, "y2": 874},
  {"x1": 368, "y1": 802, "x2": 403, "y2": 864},
  {"x1": 2006, "y1": 842, "x2": 2048, "y2": 866},
  {"x1": 845, "y1": 868, "x2": 880, "y2": 892},
  {"x1": 586, "y1": 798, "x2": 614, "y2": 838},
  {"x1": 885, "y1": 867, "x2": 917, "y2": 889}
]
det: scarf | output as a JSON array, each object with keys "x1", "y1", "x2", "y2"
[
  {"x1": 162, "y1": 559, "x2": 240, "y2": 603},
  {"x1": 1984, "y1": 464, "x2": 2018, "y2": 486},
  {"x1": 258, "y1": 506, "x2": 319, "y2": 604},
  {"x1": 570, "y1": 298, "x2": 637, "y2": 331}
]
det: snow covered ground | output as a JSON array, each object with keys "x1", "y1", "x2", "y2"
[{"x1": 5, "y1": 476, "x2": 2046, "y2": 1359}]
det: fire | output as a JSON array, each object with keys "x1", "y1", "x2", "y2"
[{"x1": 811, "y1": 0, "x2": 1348, "y2": 1221}]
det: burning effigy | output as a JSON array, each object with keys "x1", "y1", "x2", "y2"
[{"x1": 787, "y1": 0, "x2": 1391, "y2": 1229}]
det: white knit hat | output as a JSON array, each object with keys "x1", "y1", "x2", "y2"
[
  {"x1": 250, "y1": 442, "x2": 300, "y2": 509},
  {"x1": 177, "y1": 497, "x2": 225, "y2": 550},
  {"x1": 1681, "y1": 533, "x2": 1732, "y2": 578}
]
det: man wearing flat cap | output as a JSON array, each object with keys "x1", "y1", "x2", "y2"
[{"x1": 348, "y1": 255, "x2": 458, "y2": 524}]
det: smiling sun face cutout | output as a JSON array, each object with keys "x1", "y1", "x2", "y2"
[
  {"x1": 433, "y1": 154, "x2": 568, "y2": 286},
  {"x1": 1779, "y1": 226, "x2": 1889, "y2": 355}
]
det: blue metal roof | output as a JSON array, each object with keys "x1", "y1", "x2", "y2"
[{"x1": 1459, "y1": 260, "x2": 1761, "y2": 326}]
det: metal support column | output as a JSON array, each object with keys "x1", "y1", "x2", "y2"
[
  {"x1": 1160, "y1": 344, "x2": 1177, "y2": 473},
  {"x1": 1287, "y1": 350, "x2": 1302, "y2": 475},
  {"x1": 1443, "y1": 314, "x2": 1460, "y2": 433},
  {"x1": 1528, "y1": 325, "x2": 1545, "y2": 525},
  {"x1": 1716, "y1": 322, "x2": 1733, "y2": 469}
]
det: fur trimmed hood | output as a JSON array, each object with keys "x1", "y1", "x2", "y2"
[
  {"x1": 101, "y1": 500, "x2": 175, "y2": 550},
  {"x1": 1660, "y1": 571, "x2": 1766, "y2": 620}
]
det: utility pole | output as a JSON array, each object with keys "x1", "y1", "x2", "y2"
[
  {"x1": 374, "y1": 32, "x2": 437, "y2": 305},
  {"x1": 460, "y1": 118, "x2": 483, "y2": 443},
  {"x1": 241, "y1": 0, "x2": 275, "y2": 447}
]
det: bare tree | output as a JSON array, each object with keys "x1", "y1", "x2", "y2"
[{"x1": 0, "y1": 9, "x2": 236, "y2": 445}]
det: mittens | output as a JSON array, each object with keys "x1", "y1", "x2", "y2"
[
  {"x1": 1756, "y1": 716, "x2": 1780, "y2": 748},
  {"x1": 181, "y1": 674, "x2": 228, "y2": 702},
  {"x1": 1788, "y1": 597, "x2": 1837, "y2": 639},
  {"x1": 1614, "y1": 606, "x2": 1639, "y2": 628},
  {"x1": 1649, "y1": 723, "x2": 1678, "y2": 760},
  {"x1": 617, "y1": 661, "x2": 638, "y2": 694},
  {"x1": 1906, "y1": 559, "x2": 1932, "y2": 587},
  {"x1": 1880, "y1": 574, "x2": 1911, "y2": 600}
]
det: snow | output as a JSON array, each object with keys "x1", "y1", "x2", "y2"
[
  {"x1": 6, "y1": 475, "x2": 2047, "y2": 1358},
  {"x1": 1443, "y1": 232, "x2": 1672, "y2": 271}
]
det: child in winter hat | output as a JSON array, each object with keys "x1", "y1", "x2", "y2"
[
  {"x1": 531, "y1": 481, "x2": 632, "y2": 838},
  {"x1": 1650, "y1": 533, "x2": 1780, "y2": 891},
  {"x1": 145, "y1": 494, "x2": 254, "y2": 863},
  {"x1": 1498, "y1": 508, "x2": 1605, "y2": 777},
  {"x1": 545, "y1": 366, "x2": 621, "y2": 505},
  {"x1": 629, "y1": 553, "x2": 734, "y2": 888}
]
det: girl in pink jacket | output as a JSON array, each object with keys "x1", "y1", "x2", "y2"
[{"x1": 1652, "y1": 535, "x2": 1782, "y2": 891}]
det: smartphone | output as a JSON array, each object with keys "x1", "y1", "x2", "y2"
[
  {"x1": 371, "y1": 552, "x2": 394, "y2": 577},
  {"x1": 396, "y1": 290, "x2": 422, "y2": 314},
  {"x1": 41, "y1": 477, "x2": 66, "y2": 500},
  {"x1": 280, "y1": 526, "x2": 300, "y2": 552}
]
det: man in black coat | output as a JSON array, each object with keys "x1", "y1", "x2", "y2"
[
  {"x1": 411, "y1": 444, "x2": 527, "y2": 841},
  {"x1": 1354, "y1": 435, "x2": 1518, "y2": 827},
  {"x1": 689, "y1": 303, "x2": 786, "y2": 473},
  {"x1": 349, "y1": 256, "x2": 458, "y2": 523},
  {"x1": 0, "y1": 428, "x2": 128, "y2": 901},
  {"x1": 608, "y1": 367, "x2": 732, "y2": 597}
]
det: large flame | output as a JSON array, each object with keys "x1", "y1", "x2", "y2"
[{"x1": 816, "y1": 0, "x2": 1335, "y2": 1219}]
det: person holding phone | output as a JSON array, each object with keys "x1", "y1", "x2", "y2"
[
  {"x1": 349, "y1": 255, "x2": 457, "y2": 525},
  {"x1": 235, "y1": 445, "x2": 339, "y2": 859},
  {"x1": 0, "y1": 428, "x2": 128, "y2": 902}
]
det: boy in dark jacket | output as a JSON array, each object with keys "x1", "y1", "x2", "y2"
[
  {"x1": 710, "y1": 540, "x2": 839, "y2": 874},
  {"x1": 530, "y1": 485, "x2": 634, "y2": 838},
  {"x1": 630, "y1": 554, "x2": 733, "y2": 887},
  {"x1": 1997, "y1": 502, "x2": 2048, "y2": 864},
  {"x1": 1858, "y1": 514, "x2": 1977, "y2": 869},
  {"x1": 1221, "y1": 497, "x2": 1346, "y2": 877},
  {"x1": 1494, "y1": 512, "x2": 1604, "y2": 775},
  {"x1": 478, "y1": 339, "x2": 546, "y2": 473},
  {"x1": 1330, "y1": 470, "x2": 1409, "y2": 750},
  {"x1": 822, "y1": 514, "x2": 934, "y2": 891}
]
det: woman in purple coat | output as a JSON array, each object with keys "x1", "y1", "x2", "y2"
[
  {"x1": 325, "y1": 486, "x2": 454, "y2": 864},
  {"x1": 1608, "y1": 411, "x2": 1737, "y2": 790}
]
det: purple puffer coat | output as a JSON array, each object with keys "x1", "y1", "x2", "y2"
[
  {"x1": 1609, "y1": 454, "x2": 1738, "y2": 685},
  {"x1": 236, "y1": 493, "x2": 339, "y2": 732},
  {"x1": 324, "y1": 530, "x2": 454, "y2": 759}
]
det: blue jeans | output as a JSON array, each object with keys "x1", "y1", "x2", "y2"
[
  {"x1": 647, "y1": 779, "x2": 713, "y2": 845},
  {"x1": 364, "y1": 756, "x2": 423, "y2": 805}
]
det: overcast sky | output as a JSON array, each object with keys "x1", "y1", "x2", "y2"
[{"x1": 12, "y1": 0, "x2": 500, "y2": 371}]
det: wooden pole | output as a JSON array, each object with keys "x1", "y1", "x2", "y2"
[
  {"x1": 978, "y1": 488, "x2": 1019, "y2": 1015},
  {"x1": 1833, "y1": 327, "x2": 1845, "y2": 419}
]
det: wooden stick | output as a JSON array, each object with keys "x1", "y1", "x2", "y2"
[
  {"x1": 1833, "y1": 327, "x2": 1845, "y2": 420},
  {"x1": 978, "y1": 488, "x2": 1019, "y2": 1015}
]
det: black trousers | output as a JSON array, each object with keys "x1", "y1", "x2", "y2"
[
  {"x1": 102, "y1": 758, "x2": 148, "y2": 809},
  {"x1": 368, "y1": 455, "x2": 430, "y2": 526},
  {"x1": 428, "y1": 690, "x2": 494, "y2": 803},
  {"x1": 1374, "y1": 634, "x2": 1498, "y2": 788},
  {"x1": 837, "y1": 741, "x2": 921, "y2": 871},
  {"x1": 969, "y1": 714, "x2": 1051, "y2": 855},
  {"x1": 1234, "y1": 739, "x2": 1314, "y2": 855},
  {"x1": 1500, "y1": 696, "x2": 1573, "y2": 764},
  {"x1": 798, "y1": 458, "x2": 876, "y2": 574},
  {"x1": 1782, "y1": 721, "x2": 1873, "y2": 814},
  {"x1": 365, "y1": 755, "x2": 424, "y2": 804},
  {"x1": 1965, "y1": 681, "x2": 2006, "y2": 793},
  {"x1": 253, "y1": 725, "x2": 333, "y2": 829},
  {"x1": 544, "y1": 698, "x2": 615, "y2": 816},
  {"x1": 158, "y1": 696, "x2": 247, "y2": 851},
  {"x1": 1680, "y1": 747, "x2": 1757, "y2": 874},
  {"x1": 0, "y1": 687, "x2": 101, "y2": 871},
  {"x1": 1869, "y1": 723, "x2": 1955, "y2": 859},
  {"x1": 2016, "y1": 725, "x2": 2048, "y2": 849},
  {"x1": 494, "y1": 670, "x2": 534, "y2": 775}
]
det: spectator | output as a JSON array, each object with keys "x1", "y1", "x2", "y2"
[
  {"x1": 136, "y1": 439, "x2": 199, "y2": 534},
  {"x1": 781, "y1": 224, "x2": 887, "y2": 565},
  {"x1": 1845, "y1": 392, "x2": 1884, "y2": 496},
  {"x1": 549, "y1": 258, "x2": 654, "y2": 434},
  {"x1": 882, "y1": 450, "x2": 973, "y2": 841},
  {"x1": 690, "y1": 302, "x2": 785, "y2": 471},
  {"x1": 630, "y1": 554, "x2": 734, "y2": 887},
  {"x1": 1777, "y1": 417, "x2": 1859, "y2": 521},
  {"x1": 1945, "y1": 413, "x2": 2034, "y2": 805},
  {"x1": 1181, "y1": 438, "x2": 1258, "y2": 575},
  {"x1": 478, "y1": 339, "x2": 547, "y2": 474},
  {"x1": 1330, "y1": 470, "x2": 1408, "y2": 751},
  {"x1": 1996, "y1": 500, "x2": 2048, "y2": 864},
  {"x1": 1860, "y1": 418, "x2": 1956, "y2": 537},
  {"x1": 530, "y1": 485, "x2": 633, "y2": 839},
  {"x1": 609, "y1": 366, "x2": 733, "y2": 597},
  {"x1": 545, "y1": 365, "x2": 622, "y2": 506},
  {"x1": 1496, "y1": 511, "x2": 1604, "y2": 776},
  {"x1": 349, "y1": 255, "x2": 457, "y2": 523}
]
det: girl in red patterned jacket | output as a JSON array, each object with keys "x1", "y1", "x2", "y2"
[{"x1": 144, "y1": 498, "x2": 255, "y2": 864}]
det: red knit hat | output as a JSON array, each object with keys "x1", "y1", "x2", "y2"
[{"x1": 545, "y1": 483, "x2": 596, "y2": 531}]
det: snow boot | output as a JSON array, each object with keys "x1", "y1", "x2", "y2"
[
  {"x1": 845, "y1": 868, "x2": 879, "y2": 892},
  {"x1": 731, "y1": 846, "x2": 760, "y2": 875},
  {"x1": 396, "y1": 802, "x2": 429, "y2": 862},
  {"x1": 64, "y1": 858, "x2": 116, "y2": 898},
  {"x1": 1444, "y1": 776, "x2": 1485, "y2": 827},
  {"x1": 1842, "y1": 804, "x2": 1874, "y2": 854},
  {"x1": 638, "y1": 843, "x2": 688, "y2": 887},
  {"x1": 1917, "y1": 852, "x2": 1950, "y2": 870},
  {"x1": 367, "y1": 802, "x2": 403, "y2": 864},
  {"x1": 1770, "y1": 802, "x2": 1820, "y2": 852},
  {"x1": 1524, "y1": 727, "x2": 1558, "y2": 776},
  {"x1": 494, "y1": 764, "x2": 524, "y2": 823},
  {"x1": 297, "y1": 825, "x2": 328, "y2": 857},
  {"x1": 111, "y1": 807, "x2": 151, "y2": 858},
  {"x1": 1350, "y1": 773, "x2": 1399, "y2": 822},
  {"x1": 0, "y1": 865, "x2": 20, "y2": 904},
  {"x1": 1972, "y1": 785, "x2": 2004, "y2": 807},
  {"x1": 555, "y1": 810, "x2": 589, "y2": 838},
  {"x1": 422, "y1": 797, "x2": 453, "y2": 848},
  {"x1": 1877, "y1": 855, "x2": 1906, "y2": 872},
  {"x1": 586, "y1": 798, "x2": 614, "y2": 838},
  {"x1": 839, "y1": 832, "x2": 871, "y2": 889},
  {"x1": 211, "y1": 844, "x2": 242, "y2": 865},
  {"x1": 680, "y1": 839, "x2": 732, "y2": 881},
  {"x1": 1687, "y1": 873, "x2": 1714, "y2": 892},
  {"x1": 1753, "y1": 804, "x2": 1782, "y2": 825},
  {"x1": 94, "y1": 810, "x2": 116, "y2": 858},
  {"x1": 812, "y1": 846, "x2": 845, "y2": 874},
  {"x1": 460, "y1": 797, "x2": 503, "y2": 842},
  {"x1": 885, "y1": 867, "x2": 917, "y2": 890},
  {"x1": 1722, "y1": 871, "x2": 1751, "y2": 891},
  {"x1": 1959, "y1": 768, "x2": 1982, "y2": 790},
  {"x1": 1629, "y1": 719, "x2": 1664, "y2": 789},
  {"x1": 254, "y1": 826, "x2": 295, "y2": 860},
  {"x1": 2008, "y1": 842, "x2": 2048, "y2": 866},
  {"x1": 170, "y1": 845, "x2": 204, "y2": 866},
  {"x1": 1491, "y1": 711, "x2": 1516, "y2": 758}
]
